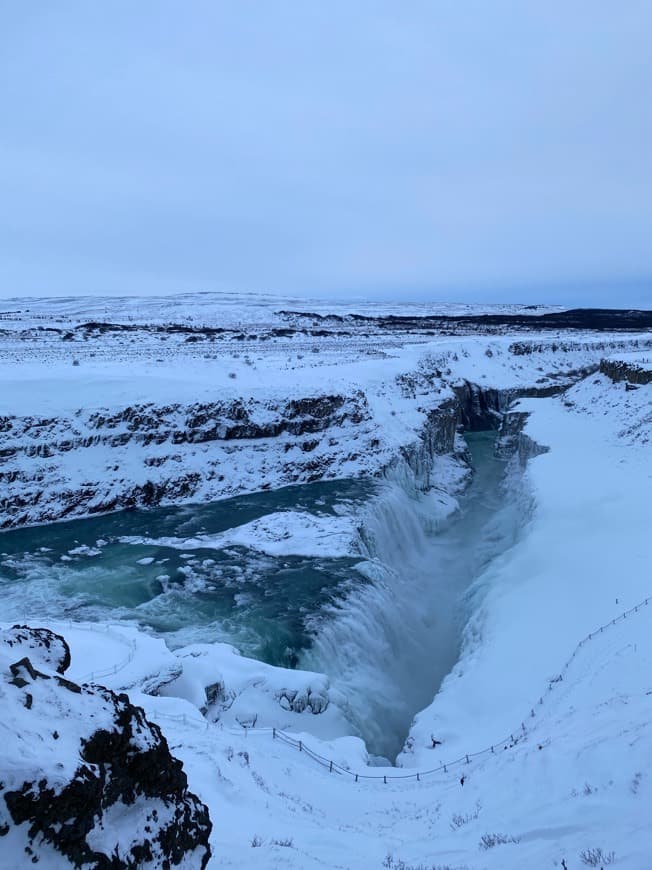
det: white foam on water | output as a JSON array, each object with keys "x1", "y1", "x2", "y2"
[{"x1": 301, "y1": 433, "x2": 532, "y2": 759}]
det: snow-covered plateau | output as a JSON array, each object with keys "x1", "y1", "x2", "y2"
[{"x1": 0, "y1": 293, "x2": 651, "y2": 868}]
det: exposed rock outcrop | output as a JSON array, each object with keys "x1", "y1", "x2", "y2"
[
  {"x1": 0, "y1": 352, "x2": 616, "y2": 529},
  {"x1": 0, "y1": 625, "x2": 212, "y2": 868},
  {"x1": 453, "y1": 381, "x2": 507, "y2": 431},
  {"x1": 0, "y1": 393, "x2": 374, "y2": 529},
  {"x1": 600, "y1": 357, "x2": 652, "y2": 386}
]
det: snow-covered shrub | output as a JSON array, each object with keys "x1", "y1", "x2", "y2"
[
  {"x1": 478, "y1": 832, "x2": 520, "y2": 850},
  {"x1": 383, "y1": 855, "x2": 468, "y2": 870},
  {"x1": 450, "y1": 801, "x2": 481, "y2": 831},
  {"x1": 580, "y1": 847, "x2": 616, "y2": 866}
]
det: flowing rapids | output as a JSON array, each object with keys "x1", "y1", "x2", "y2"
[
  {"x1": 301, "y1": 431, "x2": 530, "y2": 759},
  {"x1": 0, "y1": 431, "x2": 529, "y2": 759},
  {"x1": 0, "y1": 478, "x2": 377, "y2": 663}
]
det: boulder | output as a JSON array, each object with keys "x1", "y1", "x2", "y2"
[{"x1": 0, "y1": 626, "x2": 212, "y2": 868}]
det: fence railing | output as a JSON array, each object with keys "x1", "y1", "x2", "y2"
[
  {"x1": 197, "y1": 594, "x2": 652, "y2": 785},
  {"x1": 15, "y1": 595, "x2": 649, "y2": 785},
  {"x1": 11, "y1": 618, "x2": 140, "y2": 685},
  {"x1": 154, "y1": 710, "x2": 211, "y2": 731}
]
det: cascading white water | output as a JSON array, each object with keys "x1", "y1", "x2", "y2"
[
  {"x1": 301, "y1": 432, "x2": 533, "y2": 761},
  {"x1": 0, "y1": 420, "x2": 532, "y2": 764}
]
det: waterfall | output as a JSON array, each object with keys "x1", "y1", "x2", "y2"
[{"x1": 301, "y1": 431, "x2": 532, "y2": 761}]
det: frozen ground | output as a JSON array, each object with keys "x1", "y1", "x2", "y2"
[
  {"x1": 0, "y1": 293, "x2": 651, "y2": 867},
  {"x1": 1, "y1": 292, "x2": 650, "y2": 529},
  {"x1": 0, "y1": 292, "x2": 638, "y2": 421}
]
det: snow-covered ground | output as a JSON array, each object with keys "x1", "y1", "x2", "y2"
[
  {"x1": 0, "y1": 290, "x2": 565, "y2": 329},
  {"x1": 607, "y1": 350, "x2": 652, "y2": 369},
  {"x1": 1, "y1": 293, "x2": 651, "y2": 867},
  {"x1": 1, "y1": 292, "x2": 649, "y2": 529}
]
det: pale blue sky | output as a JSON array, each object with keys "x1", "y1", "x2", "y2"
[{"x1": 1, "y1": 2, "x2": 651, "y2": 305}]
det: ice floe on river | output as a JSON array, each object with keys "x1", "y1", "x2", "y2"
[{"x1": 120, "y1": 509, "x2": 362, "y2": 559}]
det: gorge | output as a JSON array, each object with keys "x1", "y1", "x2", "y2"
[{"x1": 1, "y1": 296, "x2": 651, "y2": 868}]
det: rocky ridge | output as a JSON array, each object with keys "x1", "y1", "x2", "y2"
[
  {"x1": 600, "y1": 356, "x2": 652, "y2": 386},
  {"x1": 0, "y1": 393, "x2": 374, "y2": 529},
  {"x1": 0, "y1": 624, "x2": 212, "y2": 868}
]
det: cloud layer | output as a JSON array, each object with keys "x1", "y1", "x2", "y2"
[{"x1": 1, "y1": 2, "x2": 651, "y2": 305}]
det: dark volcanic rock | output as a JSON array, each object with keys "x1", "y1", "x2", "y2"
[
  {"x1": 453, "y1": 381, "x2": 506, "y2": 431},
  {"x1": 2, "y1": 624, "x2": 71, "y2": 675},
  {"x1": 280, "y1": 307, "x2": 652, "y2": 334},
  {"x1": 0, "y1": 390, "x2": 373, "y2": 528},
  {"x1": 0, "y1": 626, "x2": 212, "y2": 868},
  {"x1": 600, "y1": 357, "x2": 652, "y2": 385}
]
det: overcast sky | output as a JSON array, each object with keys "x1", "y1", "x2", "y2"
[{"x1": 1, "y1": 2, "x2": 651, "y2": 306}]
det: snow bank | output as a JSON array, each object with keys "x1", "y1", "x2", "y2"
[
  {"x1": 403, "y1": 373, "x2": 651, "y2": 765},
  {"x1": 158, "y1": 641, "x2": 356, "y2": 741}
]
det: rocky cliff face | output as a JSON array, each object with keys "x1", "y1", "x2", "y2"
[
  {"x1": 392, "y1": 399, "x2": 461, "y2": 491},
  {"x1": 496, "y1": 409, "x2": 550, "y2": 464},
  {"x1": 0, "y1": 392, "x2": 377, "y2": 529},
  {"x1": 453, "y1": 381, "x2": 507, "y2": 431},
  {"x1": 600, "y1": 358, "x2": 652, "y2": 386},
  {"x1": 0, "y1": 625, "x2": 212, "y2": 867},
  {"x1": 387, "y1": 380, "x2": 537, "y2": 492},
  {"x1": 454, "y1": 378, "x2": 592, "y2": 465},
  {"x1": 0, "y1": 360, "x2": 597, "y2": 529},
  {"x1": 0, "y1": 376, "x2": 521, "y2": 529}
]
